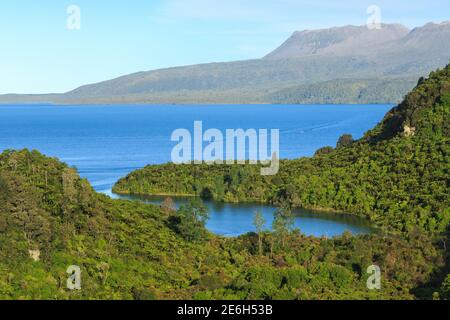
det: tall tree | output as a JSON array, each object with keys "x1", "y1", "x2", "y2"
[
  {"x1": 161, "y1": 197, "x2": 176, "y2": 216},
  {"x1": 253, "y1": 210, "x2": 266, "y2": 256},
  {"x1": 272, "y1": 201, "x2": 294, "y2": 250},
  {"x1": 173, "y1": 198, "x2": 209, "y2": 242}
]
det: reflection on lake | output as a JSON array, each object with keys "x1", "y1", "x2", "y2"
[{"x1": 108, "y1": 192, "x2": 375, "y2": 238}]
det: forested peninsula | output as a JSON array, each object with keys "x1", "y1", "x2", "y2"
[{"x1": 114, "y1": 65, "x2": 450, "y2": 236}]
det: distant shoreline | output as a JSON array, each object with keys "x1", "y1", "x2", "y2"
[{"x1": 0, "y1": 102, "x2": 396, "y2": 107}]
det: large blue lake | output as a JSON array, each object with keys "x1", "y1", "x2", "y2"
[{"x1": 0, "y1": 104, "x2": 391, "y2": 237}]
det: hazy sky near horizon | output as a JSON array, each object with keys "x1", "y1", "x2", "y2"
[{"x1": 0, "y1": 0, "x2": 448, "y2": 94}]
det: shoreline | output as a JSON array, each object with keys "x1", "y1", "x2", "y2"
[{"x1": 112, "y1": 189, "x2": 375, "y2": 226}]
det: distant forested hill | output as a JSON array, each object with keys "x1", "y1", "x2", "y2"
[
  {"x1": 1, "y1": 22, "x2": 449, "y2": 105},
  {"x1": 268, "y1": 77, "x2": 418, "y2": 104}
]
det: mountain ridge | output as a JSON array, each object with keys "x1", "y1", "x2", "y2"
[
  {"x1": 1, "y1": 21, "x2": 449, "y2": 105},
  {"x1": 264, "y1": 23, "x2": 411, "y2": 59}
]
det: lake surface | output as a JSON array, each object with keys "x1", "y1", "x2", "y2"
[
  {"x1": 110, "y1": 193, "x2": 375, "y2": 237},
  {"x1": 0, "y1": 104, "x2": 391, "y2": 236}
]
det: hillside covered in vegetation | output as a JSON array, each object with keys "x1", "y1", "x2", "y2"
[
  {"x1": 0, "y1": 149, "x2": 448, "y2": 300},
  {"x1": 268, "y1": 77, "x2": 417, "y2": 104},
  {"x1": 0, "y1": 66, "x2": 449, "y2": 300}
]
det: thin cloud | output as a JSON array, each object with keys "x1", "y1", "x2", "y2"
[
  {"x1": 149, "y1": 0, "x2": 377, "y2": 34},
  {"x1": 156, "y1": 0, "x2": 275, "y2": 22}
]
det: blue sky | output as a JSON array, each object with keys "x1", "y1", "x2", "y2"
[{"x1": 0, "y1": 0, "x2": 448, "y2": 94}]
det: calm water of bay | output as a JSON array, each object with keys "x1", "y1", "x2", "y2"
[{"x1": 0, "y1": 104, "x2": 391, "y2": 237}]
